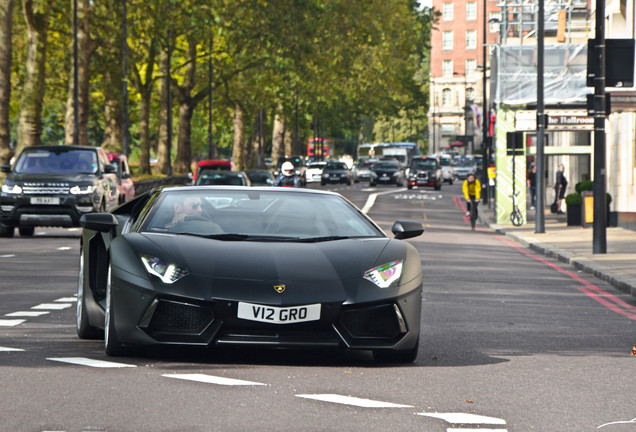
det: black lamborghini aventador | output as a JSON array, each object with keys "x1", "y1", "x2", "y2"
[{"x1": 77, "y1": 186, "x2": 424, "y2": 362}]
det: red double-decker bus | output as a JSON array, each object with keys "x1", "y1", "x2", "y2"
[{"x1": 307, "y1": 138, "x2": 330, "y2": 159}]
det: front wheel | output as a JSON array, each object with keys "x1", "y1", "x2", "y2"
[
  {"x1": 0, "y1": 223, "x2": 14, "y2": 238},
  {"x1": 18, "y1": 226, "x2": 35, "y2": 237},
  {"x1": 77, "y1": 250, "x2": 102, "y2": 339},
  {"x1": 104, "y1": 263, "x2": 126, "y2": 356}
]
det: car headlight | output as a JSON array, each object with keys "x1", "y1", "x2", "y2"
[
  {"x1": 70, "y1": 185, "x2": 96, "y2": 195},
  {"x1": 363, "y1": 260, "x2": 403, "y2": 288},
  {"x1": 141, "y1": 256, "x2": 189, "y2": 284},
  {"x1": 1, "y1": 183, "x2": 22, "y2": 194}
]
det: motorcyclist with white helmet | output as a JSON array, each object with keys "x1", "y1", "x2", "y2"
[{"x1": 274, "y1": 161, "x2": 302, "y2": 187}]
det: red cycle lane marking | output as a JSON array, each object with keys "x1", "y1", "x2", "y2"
[{"x1": 494, "y1": 233, "x2": 636, "y2": 321}]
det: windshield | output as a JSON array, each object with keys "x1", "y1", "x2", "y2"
[
  {"x1": 455, "y1": 158, "x2": 476, "y2": 167},
  {"x1": 374, "y1": 162, "x2": 398, "y2": 170},
  {"x1": 326, "y1": 162, "x2": 348, "y2": 170},
  {"x1": 195, "y1": 172, "x2": 246, "y2": 186},
  {"x1": 141, "y1": 189, "x2": 384, "y2": 240},
  {"x1": 14, "y1": 149, "x2": 98, "y2": 174},
  {"x1": 440, "y1": 158, "x2": 451, "y2": 166},
  {"x1": 411, "y1": 159, "x2": 437, "y2": 170}
]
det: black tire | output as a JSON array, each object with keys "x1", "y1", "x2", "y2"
[
  {"x1": 373, "y1": 339, "x2": 419, "y2": 363},
  {"x1": 18, "y1": 226, "x2": 35, "y2": 237},
  {"x1": 369, "y1": 182, "x2": 376, "y2": 187},
  {"x1": 76, "y1": 250, "x2": 102, "y2": 339},
  {"x1": 104, "y1": 263, "x2": 125, "y2": 356},
  {"x1": 0, "y1": 223, "x2": 14, "y2": 238},
  {"x1": 449, "y1": 179, "x2": 453, "y2": 185},
  {"x1": 407, "y1": 185, "x2": 413, "y2": 190}
]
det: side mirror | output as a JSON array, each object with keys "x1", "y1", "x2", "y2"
[
  {"x1": 104, "y1": 164, "x2": 117, "y2": 174},
  {"x1": 391, "y1": 220, "x2": 424, "y2": 240},
  {"x1": 1, "y1": 164, "x2": 11, "y2": 173},
  {"x1": 80, "y1": 213, "x2": 118, "y2": 232}
]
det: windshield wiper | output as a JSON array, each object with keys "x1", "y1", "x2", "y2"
[
  {"x1": 173, "y1": 232, "x2": 250, "y2": 241},
  {"x1": 294, "y1": 235, "x2": 352, "y2": 243}
]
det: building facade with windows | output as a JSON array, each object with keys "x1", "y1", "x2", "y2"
[{"x1": 429, "y1": 0, "x2": 501, "y2": 155}]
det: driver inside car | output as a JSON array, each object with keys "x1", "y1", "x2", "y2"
[{"x1": 169, "y1": 196, "x2": 203, "y2": 227}]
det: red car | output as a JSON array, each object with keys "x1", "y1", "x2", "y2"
[
  {"x1": 193, "y1": 159, "x2": 236, "y2": 184},
  {"x1": 108, "y1": 153, "x2": 136, "y2": 203}
]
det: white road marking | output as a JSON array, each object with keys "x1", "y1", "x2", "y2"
[
  {"x1": 47, "y1": 357, "x2": 136, "y2": 368},
  {"x1": 0, "y1": 346, "x2": 24, "y2": 352},
  {"x1": 361, "y1": 189, "x2": 405, "y2": 214},
  {"x1": 5, "y1": 311, "x2": 49, "y2": 317},
  {"x1": 56, "y1": 247, "x2": 72, "y2": 251},
  {"x1": 418, "y1": 412, "x2": 507, "y2": 425},
  {"x1": 32, "y1": 303, "x2": 72, "y2": 310},
  {"x1": 0, "y1": 319, "x2": 26, "y2": 326},
  {"x1": 296, "y1": 394, "x2": 412, "y2": 408},
  {"x1": 163, "y1": 373, "x2": 266, "y2": 386},
  {"x1": 0, "y1": 254, "x2": 15, "y2": 258},
  {"x1": 55, "y1": 297, "x2": 77, "y2": 303},
  {"x1": 447, "y1": 429, "x2": 507, "y2": 432}
]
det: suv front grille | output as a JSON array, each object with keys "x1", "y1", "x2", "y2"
[{"x1": 22, "y1": 183, "x2": 70, "y2": 195}]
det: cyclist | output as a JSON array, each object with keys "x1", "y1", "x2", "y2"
[
  {"x1": 274, "y1": 161, "x2": 302, "y2": 187},
  {"x1": 462, "y1": 172, "x2": 481, "y2": 223}
]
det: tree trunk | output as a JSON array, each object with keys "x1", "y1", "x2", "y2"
[
  {"x1": 173, "y1": 38, "x2": 197, "y2": 174},
  {"x1": 271, "y1": 109, "x2": 285, "y2": 163},
  {"x1": 0, "y1": 0, "x2": 13, "y2": 165},
  {"x1": 64, "y1": 0, "x2": 90, "y2": 147},
  {"x1": 231, "y1": 103, "x2": 246, "y2": 171},
  {"x1": 16, "y1": 0, "x2": 50, "y2": 154},
  {"x1": 156, "y1": 47, "x2": 170, "y2": 175},
  {"x1": 101, "y1": 66, "x2": 123, "y2": 154},
  {"x1": 131, "y1": 38, "x2": 157, "y2": 175}
]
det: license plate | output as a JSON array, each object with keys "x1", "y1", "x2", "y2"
[
  {"x1": 237, "y1": 302, "x2": 321, "y2": 324},
  {"x1": 30, "y1": 197, "x2": 60, "y2": 205},
  {"x1": 381, "y1": 175, "x2": 389, "y2": 179}
]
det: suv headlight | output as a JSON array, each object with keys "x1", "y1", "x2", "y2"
[
  {"x1": 70, "y1": 185, "x2": 96, "y2": 195},
  {"x1": 363, "y1": 260, "x2": 403, "y2": 288},
  {"x1": 1, "y1": 183, "x2": 22, "y2": 194},
  {"x1": 141, "y1": 256, "x2": 189, "y2": 284}
]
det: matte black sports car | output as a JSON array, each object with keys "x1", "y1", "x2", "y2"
[{"x1": 77, "y1": 186, "x2": 424, "y2": 362}]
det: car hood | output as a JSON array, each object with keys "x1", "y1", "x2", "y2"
[
  {"x1": 112, "y1": 232, "x2": 419, "y2": 304},
  {"x1": 7, "y1": 173, "x2": 98, "y2": 183}
]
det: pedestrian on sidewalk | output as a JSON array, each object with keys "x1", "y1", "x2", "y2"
[
  {"x1": 527, "y1": 163, "x2": 537, "y2": 210},
  {"x1": 554, "y1": 163, "x2": 568, "y2": 214}
]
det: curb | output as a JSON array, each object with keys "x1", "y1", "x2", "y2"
[{"x1": 481, "y1": 217, "x2": 636, "y2": 299}]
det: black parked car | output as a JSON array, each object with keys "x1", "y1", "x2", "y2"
[
  {"x1": 320, "y1": 161, "x2": 353, "y2": 185},
  {"x1": 244, "y1": 169, "x2": 275, "y2": 186},
  {"x1": 0, "y1": 145, "x2": 119, "y2": 237},
  {"x1": 407, "y1": 156, "x2": 443, "y2": 190},
  {"x1": 369, "y1": 159, "x2": 405, "y2": 187},
  {"x1": 77, "y1": 186, "x2": 424, "y2": 362}
]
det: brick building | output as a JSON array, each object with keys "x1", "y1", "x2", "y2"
[{"x1": 429, "y1": 0, "x2": 501, "y2": 155}]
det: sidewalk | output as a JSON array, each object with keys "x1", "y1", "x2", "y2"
[{"x1": 480, "y1": 202, "x2": 636, "y2": 299}]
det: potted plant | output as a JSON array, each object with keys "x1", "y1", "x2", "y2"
[{"x1": 565, "y1": 193, "x2": 582, "y2": 226}]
